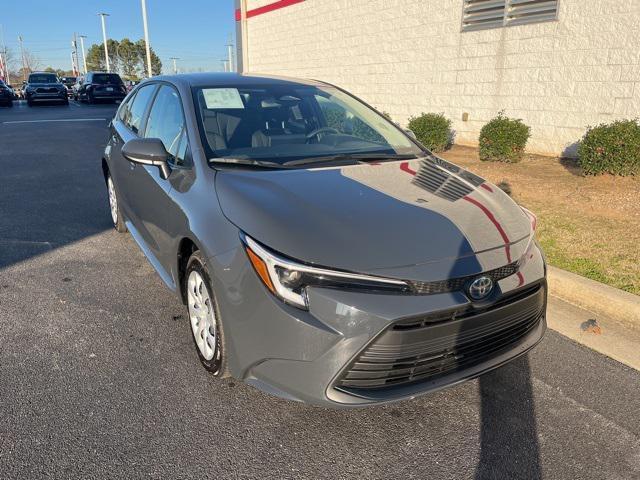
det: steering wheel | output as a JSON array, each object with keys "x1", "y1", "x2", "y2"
[{"x1": 306, "y1": 127, "x2": 340, "y2": 143}]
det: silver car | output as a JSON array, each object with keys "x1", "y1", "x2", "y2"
[{"x1": 102, "y1": 73, "x2": 546, "y2": 407}]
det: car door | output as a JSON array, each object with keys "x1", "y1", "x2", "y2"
[
  {"x1": 109, "y1": 82, "x2": 158, "y2": 231},
  {"x1": 125, "y1": 83, "x2": 193, "y2": 273}
]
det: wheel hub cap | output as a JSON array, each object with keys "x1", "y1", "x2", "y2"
[
  {"x1": 107, "y1": 177, "x2": 118, "y2": 225},
  {"x1": 187, "y1": 271, "x2": 217, "y2": 361}
]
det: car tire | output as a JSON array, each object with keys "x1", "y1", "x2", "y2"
[
  {"x1": 106, "y1": 174, "x2": 127, "y2": 233},
  {"x1": 27, "y1": 99, "x2": 33, "y2": 107},
  {"x1": 185, "y1": 251, "x2": 229, "y2": 377}
]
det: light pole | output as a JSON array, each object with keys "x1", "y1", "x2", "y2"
[
  {"x1": 98, "y1": 13, "x2": 110, "y2": 72},
  {"x1": 226, "y1": 35, "x2": 234, "y2": 73},
  {"x1": 170, "y1": 57, "x2": 179, "y2": 74},
  {"x1": 140, "y1": 0, "x2": 153, "y2": 77},
  {"x1": 78, "y1": 35, "x2": 88, "y2": 74}
]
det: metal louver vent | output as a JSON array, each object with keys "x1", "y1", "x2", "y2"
[
  {"x1": 462, "y1": 0, "x2": 506, "y2": 31},
  {"x1": 507, "y1": 0, "x2": 558, "y2": 26},
  {"x1": 462, "y1": 0, "x2": 558, "y2": 31}
]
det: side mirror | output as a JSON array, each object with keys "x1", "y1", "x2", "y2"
[
  {"x1": 405, "y1": 129, "x2": 417, "y2": 140},
  {"x1": 121, "y1": 138, "x2": 171, "y2": 179}
]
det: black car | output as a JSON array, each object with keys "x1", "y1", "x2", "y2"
[
  {"x1": 60, "y1": 76, "x2": 77, "y2": 98},
  {"x1": 0, "y1": 79, "x2": 13, "y2": 107},
  {"x1": 74, "y1": 72, "x2": 126, "y2": 104},
  {"x1": 24, "y1": 72, "x2": 68, "y2": 106}
]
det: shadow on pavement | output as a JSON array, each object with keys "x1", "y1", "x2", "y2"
[
  {"x1": 0, "y1": 109, "x2": 115, "y2": 269},
  {"x1": 476, "y1": 355, "x2": 542, "y2": 479}
]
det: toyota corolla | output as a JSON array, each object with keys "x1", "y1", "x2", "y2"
[{"x1": 102, "y1": 73, "x2": 546, "y2": 407}]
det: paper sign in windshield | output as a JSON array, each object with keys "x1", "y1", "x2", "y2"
[{"x1": 202, "y1": 88, "x2": 244, "y2": 109}]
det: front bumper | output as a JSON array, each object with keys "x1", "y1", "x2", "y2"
[
  {"x1": 27, "y1": 92, "x2": 67, "y2": 102},
  {"x1": 91, "y1": 89, "x2": 126, "y2": 101},
  {"x1": 209, "y1": 242, "x2": 547, "y2": 407}
]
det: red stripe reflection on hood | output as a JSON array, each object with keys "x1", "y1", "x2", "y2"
[{"x1": 399, "y1": 161, "x2": 518, "y2": 275}]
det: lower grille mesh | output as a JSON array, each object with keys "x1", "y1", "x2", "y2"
[{"x1": 337, "y1": 285, "x2": 544, "y2": 391}]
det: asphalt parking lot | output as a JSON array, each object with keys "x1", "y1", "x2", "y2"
[{"x1": 0, "y1": 100, "x2": 639, "y2": 480}]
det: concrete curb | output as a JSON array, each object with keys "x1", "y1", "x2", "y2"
[{"x1": 547, "y1": 266, "x2": 640, "y2": 328}]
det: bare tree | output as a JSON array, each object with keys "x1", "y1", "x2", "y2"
[{"x1": 22, "y1": 48, "x2": 41, "y2": 73}]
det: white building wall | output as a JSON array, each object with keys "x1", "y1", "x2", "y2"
[{"x1": 241, "y1": 0, "x2": 640, "y2": 156}]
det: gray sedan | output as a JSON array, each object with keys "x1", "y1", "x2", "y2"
[{"x1": 102, "y1": 73, "x2": 546, "y2": 407}]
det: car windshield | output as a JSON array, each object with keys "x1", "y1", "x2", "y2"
[
  {"x1": 93, "y1": 74, "x2": 122, "y2": 84},
  {"x1": 29, "y1": 74, "x2": 57, "y2": 84},
  {"x1": 61, "y1": 77, "x2": 76, "y2": 84},
  {"x1": 193, "y1": 84, "x2": 423, "y2": 166}
]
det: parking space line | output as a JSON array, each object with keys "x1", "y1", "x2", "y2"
[{"x1": 2, "y1": 118, "x2": 109, "y2": 124}]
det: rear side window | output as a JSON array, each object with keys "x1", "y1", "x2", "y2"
[
  {"x1": 125, "y1": 84, "x2": 156, "y2": 134},
  {"x1": 118, "y1": 91, "x2": 136, "y2": 123},
  {"x1": 145, "y1": 85, "x2": 189, "y2": 166}
]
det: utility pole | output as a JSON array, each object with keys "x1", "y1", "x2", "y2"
[
  {"x1": 98, "y1": 13, "x2": 110, "y2": 72},
  {"x1": 170, "y1": 57, "x2": 179, "y2": 74},
  {"x1": 78, "y1": 35, "x2": 88, "y2": 74},
  {"x1": 221, "y1": 59, "x2": 229, "y2": 72},
  {"x1": 140, "y1": 0, "x2": 153, "y2": 77},
  {"x1": 0, "y1": 51, "x2": 5, "y2": 82},
  {"x1": 18, "y1": 35, "x2": 26, "y2": 81},
  {"x1": 0, "y1": 25, "x2": 7, "y2": 81},
  {"x1": 70, "y1": 51, "x2": 76, "y2": 76},
  {"x1": 72, "y1": 33, "x2": 80, "y2": 76}
]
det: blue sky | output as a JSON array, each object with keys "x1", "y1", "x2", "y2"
[{"x1": 1, "y1": 0, "x2": 236, "y2": 73}]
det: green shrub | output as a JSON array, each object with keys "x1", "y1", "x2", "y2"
[
  {"x1": 578, "y1": 119, "x2": 640, "y2": 176},
  {"x1": 407, "y1": 113, "x2": 452, "y2": 152},
  {"x1": 479, "y1": 112, "x2": 531, "y2": 163}
]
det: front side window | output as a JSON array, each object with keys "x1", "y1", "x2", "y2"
[
  {"x1": 145, "y1": 85, "x2": 189, "y2": 166},
  {"x1": 194, "y1": 84, "x2": 421, "y2": 166},
  {"x1": 126, "y1": 84, "x2": 156, "y2": 134}
]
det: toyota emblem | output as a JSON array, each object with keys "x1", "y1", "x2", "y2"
[{"x1": 468, "y1": 276, "x2": 494, "y2": 300}]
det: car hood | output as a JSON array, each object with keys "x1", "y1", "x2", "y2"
[{"x1": 215, "y1": 156, "x2": 533, "y2": 281}]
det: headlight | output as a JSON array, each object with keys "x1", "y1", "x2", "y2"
[{"x1": 241, "y1": 234, "x2": 411, "y2": 309}]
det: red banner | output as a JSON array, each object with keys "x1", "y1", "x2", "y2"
[{"x1": 235, "y1": 0, "x2": 305, "y2": 21}]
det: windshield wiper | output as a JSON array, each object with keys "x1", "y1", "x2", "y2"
[
  {"x1": 209, "y1": 158, "x2": 290, "y2": 169},
  {"x1": 283, "y1": 153, "x2": 421, "y2": 167}
]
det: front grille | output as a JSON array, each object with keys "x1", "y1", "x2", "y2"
[
  {"x1": 408, "y1": 261, "x2": 518, "y2": 295},
  {"x1": 336, "y1": 284, "x2": 545, "y2": 391},
  {"x1": 36, "y1": 87, "x2": 58, "y2": 93}
]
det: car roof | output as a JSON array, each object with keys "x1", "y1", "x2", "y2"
[{"x1": 147, "y1": 72, "x2": 327, "y2": 89}]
